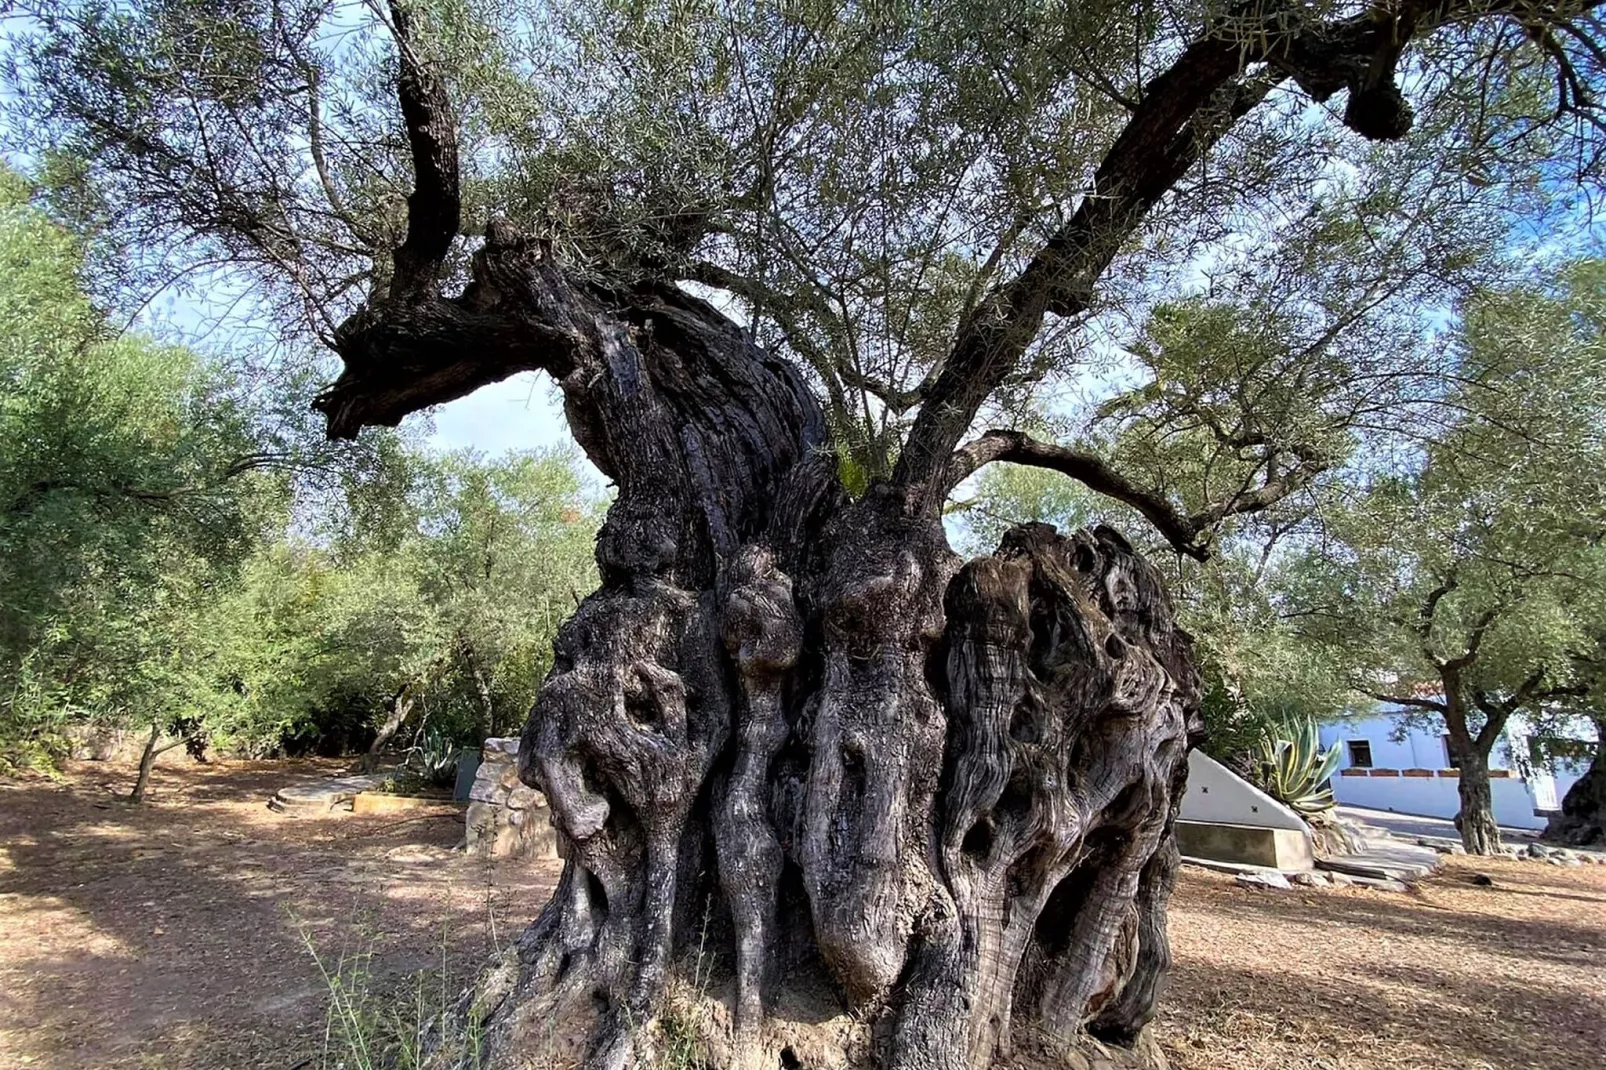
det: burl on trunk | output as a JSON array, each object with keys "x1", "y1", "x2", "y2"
[{"x1": 322, "y1": 224, "x2": 1200, "y2": 1069}]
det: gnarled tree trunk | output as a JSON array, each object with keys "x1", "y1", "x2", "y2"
[
  {"x1": 1545, "y1": 728, "x2": 1606, "y2": 847},
  {"x1": 323, "y1": 234, "x2": 1201, "y2": 1070},
  {"x1": 1445, "y1": 730, "x2": 1501, "y2": 856}
]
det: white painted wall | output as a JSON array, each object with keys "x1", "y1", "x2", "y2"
[
  {"x1": 1331, "y1": 773, "x2": 1545, "y2": 829},
  {"x1": 1179, "y1": 750, "x2": 1307, "y2": 831},
  {"x1": 1552, "y1": 758, "x2": 1591, "y2": 800},
  {"x1": 1317, "y1": 715, "x2": 1515, "y2": 772},
  {"x1": 1319, "y1": 705, "x2": 1599, "y2": 827}
]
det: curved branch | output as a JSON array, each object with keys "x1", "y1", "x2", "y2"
[
  {"x1": 949, "y1": 429, "x2": 1325, "y2": 561},
  {"x1": 948, "y1": 431, "x2": 1212, "y2": 559},
  {"x1": 385, "y1": 0, "x2": 460, "y2": 298},
  {"x1": 317, "y1": 234, "x2": 590, "y2": 437},
  {"x1": 1444, "y1": 607, "x2": 1502, "y2": 671},
  {"x1": 895, "y1": 47, "x2": 1271, "y2": 496},
  {"x1": 1471, "y1": 674, "x2": 1587, "y2": 749},
  {"x1": 893, "y1": 0, "x2": 1589, "y2": 499},
  {"x1": 1359, "y1": 689, "x2": 1449, "y2": 714},
  {"x1": 1417, "y1": 576, "x2": 1457, "y2": 645}
]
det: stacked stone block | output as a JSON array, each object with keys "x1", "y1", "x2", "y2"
[{"x1": 464, "y1": 737, "x2": 559, "y2": 859}]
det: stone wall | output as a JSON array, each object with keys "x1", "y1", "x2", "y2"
[
  {"x1": 464, "y1": 737, "x2": 559, "y2": 859},
  {"x1": 66, "y1": 725, "x2": 183, "y2": 762}
]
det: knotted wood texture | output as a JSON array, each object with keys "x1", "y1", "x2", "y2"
[{"x1": 335, "y1": 237, "x2": 1201, "y2": 1070}]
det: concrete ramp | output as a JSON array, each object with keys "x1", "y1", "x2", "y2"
[
  {"x1": 1178, "y1": 751, "x2": 1317, "y2": 870},
  {"x1": 1317, "y1": 811, "x2": 1443, "y2": 881},
  {"x1": 1180, "y1": 751, "x2": 1309, "y2": 830}
]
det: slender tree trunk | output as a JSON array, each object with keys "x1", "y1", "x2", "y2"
[
  {"x1": 130, "y1": 721, "x2": 204, "y2": 802},
  {"x1": 466, "y1": 645, "x2": 497, "y2": 739},
  {"x1": 362, "y1": 684, "x2": 416, "y2": 771},
  {"x1": 323, "y1": 244, "x2": 1201, "y2": 1070},
  {"x1": 1545, "y1": 727, "x2": 1606, "y2": 846},
  {"x1": 129, "y1": 721, "x2": 162, "y2": 803}
]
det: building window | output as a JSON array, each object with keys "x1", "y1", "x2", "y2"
[
  {"x1": 1443, "y1": 735, "x2": 1460, "y2": 769},
  {"x1": 1347, "y1": 740, "x2": 1373, "y2": 768}
]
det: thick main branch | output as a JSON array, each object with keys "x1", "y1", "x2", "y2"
[{"x1": 892, "y1": 0, "x2": 1583, "y2": 499}]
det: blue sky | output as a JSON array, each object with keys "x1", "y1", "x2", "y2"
[
  {"x1": 423, "y1": 372, "x2": 575, "y2": 456},
  {"x1": 122, "y1": 259, "x2": 598, "y2": 478},
  {"x1": 395, "y1": 371, "x2": 613, "y2": 496}
]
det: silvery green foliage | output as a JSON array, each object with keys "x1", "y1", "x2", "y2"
[{"x1": 7, "y1": 0, "x2": 1603, "y2": 494}]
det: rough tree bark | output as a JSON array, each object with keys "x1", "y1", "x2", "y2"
[
  {"x1": 1447, "y1": 740, "x2": 1501, "y2": 856},
  {"x1": 307, "y1": 1, "x2": 1577, "y2": 1062},
  {"x1": 1435, "y1": 679, "x2": 1501, "y2": 856},
  {"x1": 1545, "y1": 727, "x2": 1606, "y2": 846},
  {"x1": 322, "y1": 229, "x2": 1200, "y2": 1068}
]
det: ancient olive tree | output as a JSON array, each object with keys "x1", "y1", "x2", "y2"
[
  {"x1": 1542, "y1": 618, "x2": 1606, "y2": 845},
  {"x1": 13, "y1": 0, "x2": 1606, "y2": 1065},
  {"x1": 1544, "y1": 716, "x2": 1606, "y2": 845}
]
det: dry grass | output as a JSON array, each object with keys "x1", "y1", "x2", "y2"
[{"x1": 1, "y1": 758, "x2": 1602, "y2": 1070}]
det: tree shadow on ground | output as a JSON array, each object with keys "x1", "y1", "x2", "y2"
[
  {"x1": 1162, "y1": 863, "x2": 1606, "y2": 1070},
  {"x1": 1190, "y1": 876, "x2": 1605, "y2": 970},
  {"x1": 1163, "y1": 953, "x2": 1603, "y2": 1070},
  {"x1": 0, "y1": 760, "x2": 558, "y2": 1070}
]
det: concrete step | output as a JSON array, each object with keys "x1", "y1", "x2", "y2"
[
  {"x1": 1181, "y1": 857, "x2": 1410, "y2": 892},
  {"x1": 1176, "y1": 820, "x2": 1314, "y2": 871},
  {"x1": 1317, "y1": 853, "x2": 1437, "y2": 881},
  {"x1": 268, "y1": 773, "x2": 391, "y2": 814}
]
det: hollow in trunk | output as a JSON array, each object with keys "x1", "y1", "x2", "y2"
[{"x1": 324, "y1": 241, "x2": 1203, "y2": 1069}]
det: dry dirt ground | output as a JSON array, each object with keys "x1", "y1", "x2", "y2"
[{"x1": 1, "y1": 759, "x2": 1603, "y2": 1070}]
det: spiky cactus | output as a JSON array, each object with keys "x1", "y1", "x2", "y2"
[{"x1": 1254, "y1": 717, "x2": 1342, "y2": 815}]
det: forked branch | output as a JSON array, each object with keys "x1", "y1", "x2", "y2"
[{"x1": 894, "y1": 0, "x2": 1605, "y2": 498}]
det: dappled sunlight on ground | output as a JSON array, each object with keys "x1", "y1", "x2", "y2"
[
  {"x1": 0, "y1": 757, "x2": 555, "y2": 1070},
  {"x1": 1159, "y1": 858, "x2": 1606, "y2": 1070},
  {"x1": 2, "y1": 758, "x2": 1602, "y2": 1069}
]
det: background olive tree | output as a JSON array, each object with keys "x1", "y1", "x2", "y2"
[
  {"x1": 1283, "y1": 263, "x2": 1606, "y2": 852},
  {"x1": 0, "y1": 168, "x2": 602, "y2": 785}
]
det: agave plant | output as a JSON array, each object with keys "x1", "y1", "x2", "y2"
[
  {"x1": 1253, "y1": 717, "x2": 1343, "y2": 815},
  {"x1": 408, "y1": 727, "x2": 465, "y2": 789}
]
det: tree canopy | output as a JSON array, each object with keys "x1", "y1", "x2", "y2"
[
  {"x1": 7, "y1": 0, "x2": 1606, "y2": 1060},
  {"x1": 957, "y1": 259, "x2": 1606, "y2": 783},
  {"x1": 7, "y1": 0, "x2": 1605, "y2": 546},
  {"x1": 1285, "y1": 262, "x2": 1606, "y2": 743}
]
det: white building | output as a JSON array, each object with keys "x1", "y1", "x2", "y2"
[{"x1": 1317, "y1": 704, "x2": 1597, "y2": 831}]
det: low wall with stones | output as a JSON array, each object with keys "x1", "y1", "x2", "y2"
[{"x1": 465, "y1": 737, "x2": 559, "y2": 860}]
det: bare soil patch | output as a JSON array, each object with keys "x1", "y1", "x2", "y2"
[
  {"x1": 0, "y1": 757, "x2": 554, "y2": 1070},
  {"x1": 1, "y1": 759, "x2": 1602, "y2": 1070},
  {"x1": 1158, "y1": 859, "x2": 1606, "y2": 1070}
]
